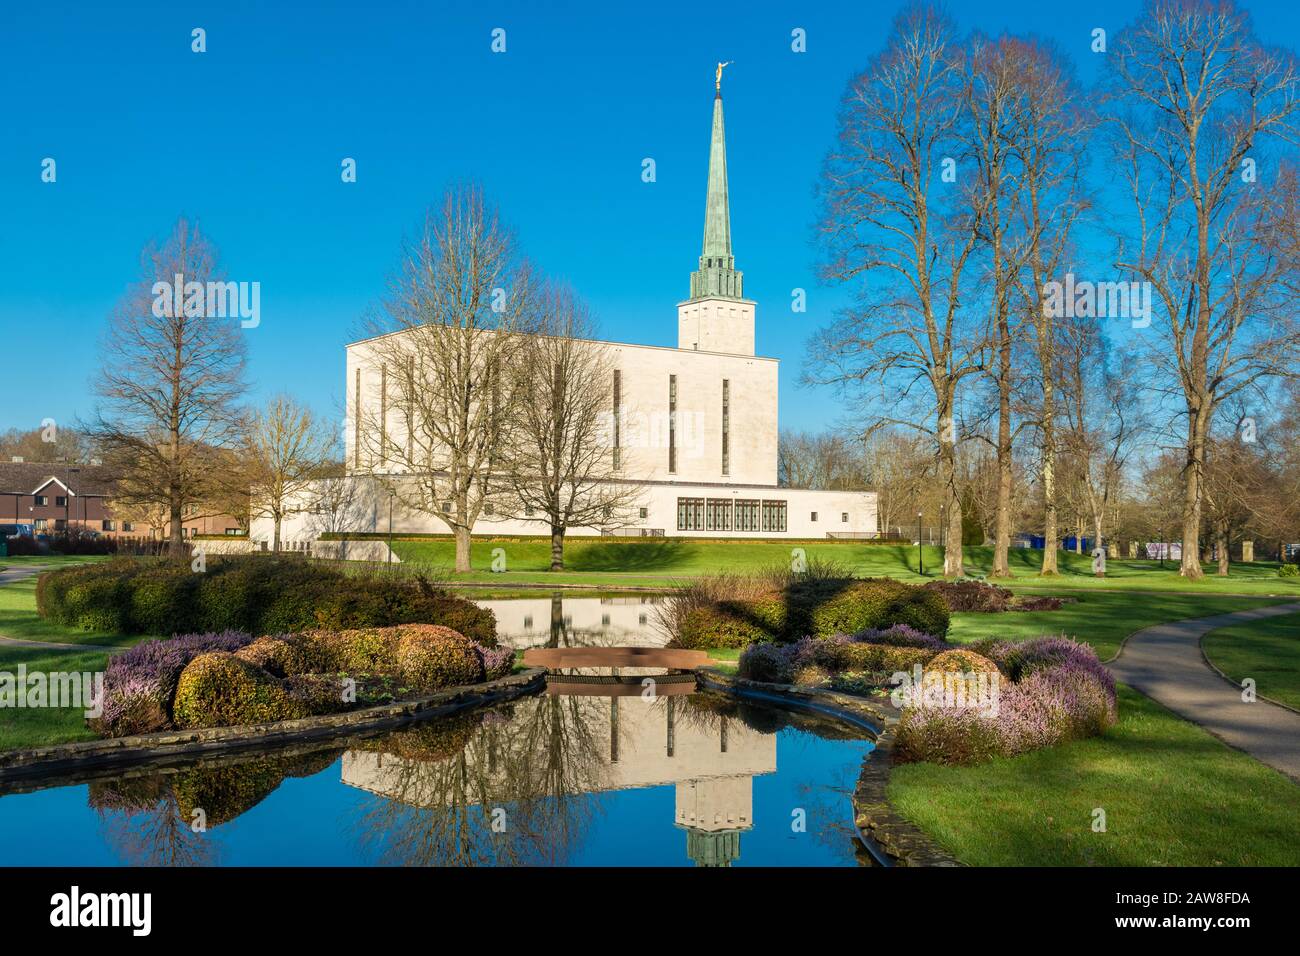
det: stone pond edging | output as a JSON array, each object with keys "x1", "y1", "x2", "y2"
[
  {"x1": 695, "y1": 669, "x2": 960, "y2": 868},
  {"x1": 0, "y1": 667, "x2": 546, "y2": 787}
]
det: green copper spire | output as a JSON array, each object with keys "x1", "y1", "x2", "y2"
[{"x1": 689, "y1": 70, "x2": 743, "y2": 300}]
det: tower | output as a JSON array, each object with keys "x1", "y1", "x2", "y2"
[{"x1": 677, "y1": 66, "x2": 756, "y2": 355}]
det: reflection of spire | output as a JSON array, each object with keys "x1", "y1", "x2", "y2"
[
  {"x1": 675, "y1": 775, "x2": 754, "y2": 865},
  {"x1": 685, "y1": 827, "x2": 744, "y2": 867}
]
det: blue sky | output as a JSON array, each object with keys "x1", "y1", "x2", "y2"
[{"x1": 3, "y1": 0, "x2": 1299, "y2": 439}]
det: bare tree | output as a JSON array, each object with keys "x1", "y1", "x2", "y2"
[
  {"x1": 959, "y1": 34, "x2": 1037, "y2": 576},
  {"x1": 1011, "y1": 37, "x2": 1093, "y2": 574},
  {"x1": 504, "y1": 284, "x2": 641, "y2": 570},
  {"x1": 87, "y1": 218, "x2": 248, "y2": 555},
  {"x1": 1107, "y1": 0, "x2": 1300, "y2": 577},
  {"x1": 357, "y1": 186, "x2": 536, "y2": 573},
  {"x1": 813, "y1": 3, "x2": 989, "y2": 576},
  {"x1": 1058, "y1": 311, "x2": 1143, "y2": 553},
  {"x1": 245, "y1": 395, "x2": 333, "y2": 551}
]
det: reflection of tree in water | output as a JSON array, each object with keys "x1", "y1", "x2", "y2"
[
  {"x1": 91, "y1": 775, "x2": 213, "y2": 867},
  {"x1": 89, "y1": 748, "x2": 343, "y2": 867},
  {"x1": 350, "y1": 696, "x2": 609, "y2": 866}
]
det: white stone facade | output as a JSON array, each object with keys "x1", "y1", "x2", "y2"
[{"x1": 249, "y1": 84, "x2": 876, "y2": 550}]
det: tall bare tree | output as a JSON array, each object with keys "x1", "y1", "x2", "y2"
[
  {"x1": 88, "y1": 219, "x2": 248, "y2": 555},
  {"x1": 504, "y1": 284, "x2": 641, "y2": 570},
  {"x1": 245, "y1": 395, "x2": 333, "y2": 551},
  {"x1": 1107, "y1": 0, "x2": 1300, "y2": 577},
  {"x1": 358, "y1": 185, "x2": 535, "y2": 572},
  {"x1": 813, "y1": 3, "x2": 988, "y2": 576},
  {"x1": 1011, "y1": 37, "x2": 1092, "y2": 574}
]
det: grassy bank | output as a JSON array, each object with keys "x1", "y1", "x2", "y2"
[
  {"x1": 389, "y1": 538, "x2": 1300, "y2": 594},
  {"x1": 1202, "y1": 611, "x2": 1300, "y2": 711},
  {"x1": 948, "y1": 592, "x2": 1289, "y2": 661},
  {"x1": 0, "y1": 577, "x2": 140, "y2": 647},
  {"x1": 888, "y1": 684, "x2": 1300, "y2": 866},
  {"x1": 0, "y1": 574, "x2": 149, "y2": 751},
  {"x1": 0, "y1": 645, "x2": 110, "y2": 750}
]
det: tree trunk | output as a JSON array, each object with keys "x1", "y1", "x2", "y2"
[
  {"x1": 454, "y1": 525, "x2": 472, "y2": 573},
  {"x1": 273, "y1": 514, "x2": 282, "y2": 553},
  {"x1": 550, "y1": 524, "x2": 565, "y2": 571},
  {"x1": 1040, "y1": 396, "x2": 1058, "y2": 575},
  {"x1": 992, "y1": 317, "x2": 1012, "y2": 578},
  {"x1": 169, "y1": 482, "x2": 184, "y2": 557},
  {"x1": 938, "y1": 399, "x2": 964, "y2": 578},
  {"x1": 1216, "y1": 521, "x2": 1230, "y2": 576},
  {"x1": 1179, "y1": 409, "x2": 1208, "y2": 579},
  {"x1": 1075, "y1": 515, "x2": 1083, "y2": 554}
]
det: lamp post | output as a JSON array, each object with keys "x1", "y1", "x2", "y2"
[
  {"x1": 387, "y1": 493, "x2": 394, "y2": 567},
  {"x1": 917, "y1": 511, "x2": 924, "y2": 576}
]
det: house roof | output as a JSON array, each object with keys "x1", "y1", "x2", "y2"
[{"x1": 0, "y1": 461, "x2": 118, "y2": 497}]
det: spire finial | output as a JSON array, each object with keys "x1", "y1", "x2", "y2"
[{"x1": 715, "y1": 60, "x2": 732, "y2": 94}]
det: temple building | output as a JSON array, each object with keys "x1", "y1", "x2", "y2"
[{"x1": 252, "y1": 74, "x2": 876, "y2": 550}]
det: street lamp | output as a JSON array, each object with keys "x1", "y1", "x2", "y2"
[{"x1": 917, "y1": 511, "x2": 924, "y2": 576}]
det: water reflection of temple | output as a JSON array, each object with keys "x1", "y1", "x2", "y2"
[
  {"x1": 477, "y1": 594, "x2": 669, "y2": 650},
  {"x1": 341, "y1": 694, "x2": 775, "y2": 866}
]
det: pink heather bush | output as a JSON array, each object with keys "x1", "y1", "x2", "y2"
[
  {"x1": 849, "y1": 624, "x2": 950, "y2": 651},
  {"x1": 894, "y1": 636, "x2": 1117, "y2": 766},
  {"x1": 94, "y1": 630, "x2": 255, "y2": 737},
  {"x1": 475, "y1": 643, "x2": 514, "y2": 681}
]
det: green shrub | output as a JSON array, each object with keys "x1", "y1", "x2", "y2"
[
  {"x1": 1279, "y1": 564, "x2": 1299, "y2": 578},
  {"x1": 395, "y1": 625, "x2": 482, "y2": 691},
  {"x1": 172, "y1": 652, "x2": 308, "y2": 728},
  {"x1": 667, "y1": 571, "x2": 948, "y2": 649},
  {"x1": 127, "y1": 566, "x2": 199, "y2": 636},
  {"x1": 319, "y1": 626, "x2": 403, "y2": 673},
  {"x1": 676, "y1": 606, "x2": 774, "y2": 648},
  {"x1": 234, "y1": 635, "x2": 334, "y2": 677},
  {"x1": 809, "y1": 579, "x2": 950, "y2": 639},
  {"x1": 824, "y1": 643, "x2": 936, "y2": 673},
  {"x1": 35, "y1": 557, "x2": 497, "y2": 642},
  {"x1": 927, "y1": 649, "x2": 999, "y2": 674}
]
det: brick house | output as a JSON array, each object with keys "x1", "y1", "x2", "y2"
[{"x1": 0, "y1": 460, "x2": 245, "y2": 539}]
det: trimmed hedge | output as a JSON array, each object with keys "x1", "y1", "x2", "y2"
[
  {"x1": 172, "y1": 652, "x2": 310, "y2": 729},
  {"x1": 672, "y1": 575, "x2": 949, "y2": 649},
  {"x1": 37, "y1": 557, "x2": 496, "y2": 643},
  {"x1": 94, "y1": 622, "x2": 512, "y2": 735}
]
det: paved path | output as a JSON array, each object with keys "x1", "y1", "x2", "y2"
[
  {"x1": 1109, "y1": 601, "x2": 1300, "y2": 782},
  {"x1": 0, "y1": 564, "x2": 130, "y2": 654}
]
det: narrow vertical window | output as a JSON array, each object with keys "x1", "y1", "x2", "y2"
[
  {"x1": 379, "y1": 363, "x2": 388, "y2": 464},
  {"x1": 613, "y1": 369, "x2": 622, "y2": 471},
  {"x1": 668, "y1": 374, "x2": 677, "y2": 474},
  {"x1": 721, "y1": 378, "x2": 730, "y2": 476},
  {"x1": 406, "y1": 356, "x2": 415, "y2": 463},
  {"x1": 353, "y1": 368, "x2": 362, "y2": 468}
]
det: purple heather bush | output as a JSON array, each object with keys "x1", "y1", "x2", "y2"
[
  {"x1": 895, "y1": 637, "x2": 1118, "y2": 766},
  {"x1": 95, "y1": 630, "x2": 254, "y2": 737},
  {"x1": 849, "y1": 624, "x2": 951, "y2": 651},
  {"x1": 474, "y1": 643, "x2": 514, "y2": 682}
]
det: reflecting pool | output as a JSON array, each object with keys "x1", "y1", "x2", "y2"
[
  {"x1": 0, "y1": 691, "x2": 876, "y2": 866},
  {"x1": 473, "y1": 591, "x2": 670, "y2": 649}
]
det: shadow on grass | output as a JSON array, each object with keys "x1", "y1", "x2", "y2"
[{"x1": 567, "y1": 538, "x2": 697, "y2": 572}]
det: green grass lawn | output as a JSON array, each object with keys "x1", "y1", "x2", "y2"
[
  {"x1": 888, "y1": 684, "x2": 1300, "y2": 866},
  {"x1": 0, "y1": 644, "x2": 110, "y2": 749},
  {"x1": 0, "y1": 574, "x2": 148, "y2": 752},
  {"x1": 389, "y1": 538, "x2": 1300, "y2": 594},
  {"x1": 1202, "y1": 611, "x2": 1300, "y2": 711},
  {"x1": 948, "y1": 592, "x2": 1289, "y2": 661},
  {"x1": 0, "y1": 554, "x2": 109, "y2": 568},
  {"x1": 0, "y1": 577, "x2": 139, "y2": 647}
]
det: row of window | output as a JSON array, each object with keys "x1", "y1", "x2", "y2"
[
  {"x1": 32, "y1": 496, "x2": 69, "y2": 508},
  {"x1": 677, "y1": 498, "x2": 789, "y2": 532},
  {"x1": 676, "y1": 499, "x2": 851, "y2": 532}
]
